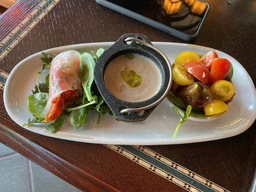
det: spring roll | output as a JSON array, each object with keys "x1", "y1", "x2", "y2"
[{"x1": 44, "y1": 50, "x2": 81, "y2": 122}]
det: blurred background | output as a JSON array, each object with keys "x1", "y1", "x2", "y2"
[{"x1": 0, "y1": 0, "x2": 16, "y2": 13}]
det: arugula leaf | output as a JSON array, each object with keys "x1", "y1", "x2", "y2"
[
  {"x1": 80, "y1": 53, "x2": 95, "y2": 102},
  {"x1": 66, "y1": 95, "x2": 98, "y2": 112},
  {"x1": 172, "y1": 105, "x2": 192, "y2": 138},
  {"x1": 45, "y1": 74, "x2": 49, "y2": 88},
  {"x1": 39, "y1": 52, "x2": 53, "y2": 74},
  {"x1": 22, "y1": 116, "x2": 44, "y2": 127},
  {"x1": 198, "y1": 54, "x2": 204, "y2": 59},
  {"x1": 92, "y1": 48, "x2": 104, "y2": 62},
  {"x1": 35, "y1": 52, "x2": 52, "y2": 93},
  {"x1": 96, "y1": 48, "x2": 104, "y2": 57},
  {"x1": 68, "y1": 49, "x2": 106, "y2": 127},
  {"x1": 69, "y1": 107, "x2": 88, "y2": 128},
  {"x1": 224, "y1": 62, "x2": 233, "y2": 81},
  {"x1": 27, "y1": 93, "x2": 48, "y2": 118},
  {"x1": 95, "y1": 95, "x2": 110, "y2": 116},
  {"x1": 67, "y1": 95, "x2": 97, "y2": 127},
  {"x1": 32, "y1": 83, "x2": 49, "y2": 94},
  {"x1": 168, "y1": 91, "x2": 207, "y2": 118},
  {"x1": 95, "y1": 95, "x2": 111, "y2": 123},
  {"x1": 44, "y1": 113, "x2": 65, "y2": 133},
  {"x1": 167, "y1": 91, "x2": 187, "y2": 109}
]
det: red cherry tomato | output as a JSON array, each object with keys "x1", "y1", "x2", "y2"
[
  {"x1": 201, "y1": 51, "x2": 218, "y2": 70},
  {"x1": 209, "y1": 58, "x2": 230, "y2": 83},
  {"x1": 183, "y1": 61, "x2": 210, "y2": 84}
]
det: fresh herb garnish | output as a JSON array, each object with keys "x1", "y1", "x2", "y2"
[{"x1": 172, "y1": 105, "x2": 192, "y2": 138}]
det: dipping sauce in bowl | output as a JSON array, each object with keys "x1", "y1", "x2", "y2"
[
  {"x1": 104, "y1": 54, "x2": 162, "y2": 102},
  {"x1": 94, "y1": 33, "x2": 172, "y2": 121}
]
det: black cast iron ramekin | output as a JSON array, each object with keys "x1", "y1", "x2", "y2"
[{"x1": 94, "y1": 33, "x2": 172, "y2": 122}]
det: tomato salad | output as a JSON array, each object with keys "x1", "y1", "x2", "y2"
[
  {"x1": 168, "y1": 50, "x2": 235, "y2": 136},
  {"x1": 169, "y1": 50, "x2": 235, "y2": 117}
]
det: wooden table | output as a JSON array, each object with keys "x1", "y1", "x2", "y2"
[{"x1": 1, "y1": 0, "x2": 256, "y2": 191}]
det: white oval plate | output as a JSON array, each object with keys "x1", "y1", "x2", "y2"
[{"x1": 4, "y1": 42, "x2": 256, "y2": 145}]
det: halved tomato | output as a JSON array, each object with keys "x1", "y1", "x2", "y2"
[
  {"x1": 204, "y1": 99, "x2": 228, "y2": 116},
  {"x1": 174, "y1": 51, "x2": 200, "y2": 65},
  {"x1": 210, "y1": 80, "x2": 235, "y2": 101},
  {"x1": 201, "y1": 51, "x2": 218, "y2": 70},
  {"x1": 172, "y1": 65, "x2": 194, "y2": 86},
  {"x1": 183, "y1": 61, "x2": 209, "y2": 84},
  {"x1": 177, "y1": 82, "x2": 212, "y2": 108},
  {"x1": 209, "y1": 58, "x2": 230, "y2": 83}
]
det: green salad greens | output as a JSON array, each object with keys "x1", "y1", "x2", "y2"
[{"x1": 23, "y1": 48, "x2": 111, "y2": 133}]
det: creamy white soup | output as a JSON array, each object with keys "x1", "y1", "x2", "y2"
[{"x1": 104, "y1": 54, "x2": 162, "y2": 102}]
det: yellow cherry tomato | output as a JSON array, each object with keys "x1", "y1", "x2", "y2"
[
  {"x1": 204, "y1": 99, "x2": 228, "y2": 116},
  {"x1": 174, "y1": 51, "x2": 200, "y2": 65},
  {"x1": 173, "y1": 65, "x2": 194, "y2": 86},
  {"x1": 210, "y1": 80, "x2": 235, "y2": 101}
]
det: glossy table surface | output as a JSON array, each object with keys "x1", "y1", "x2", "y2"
[{"x1": 0, "y1": 0, "x2": 256, "y2": 191}]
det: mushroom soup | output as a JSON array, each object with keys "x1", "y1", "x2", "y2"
[{"x1": 104, "y1": 54, "x2": 162, "y2": 102}]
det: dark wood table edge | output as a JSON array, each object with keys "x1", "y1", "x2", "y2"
[{"x1": 0, "y1": 123, "x2": 120, "y2": 192}]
